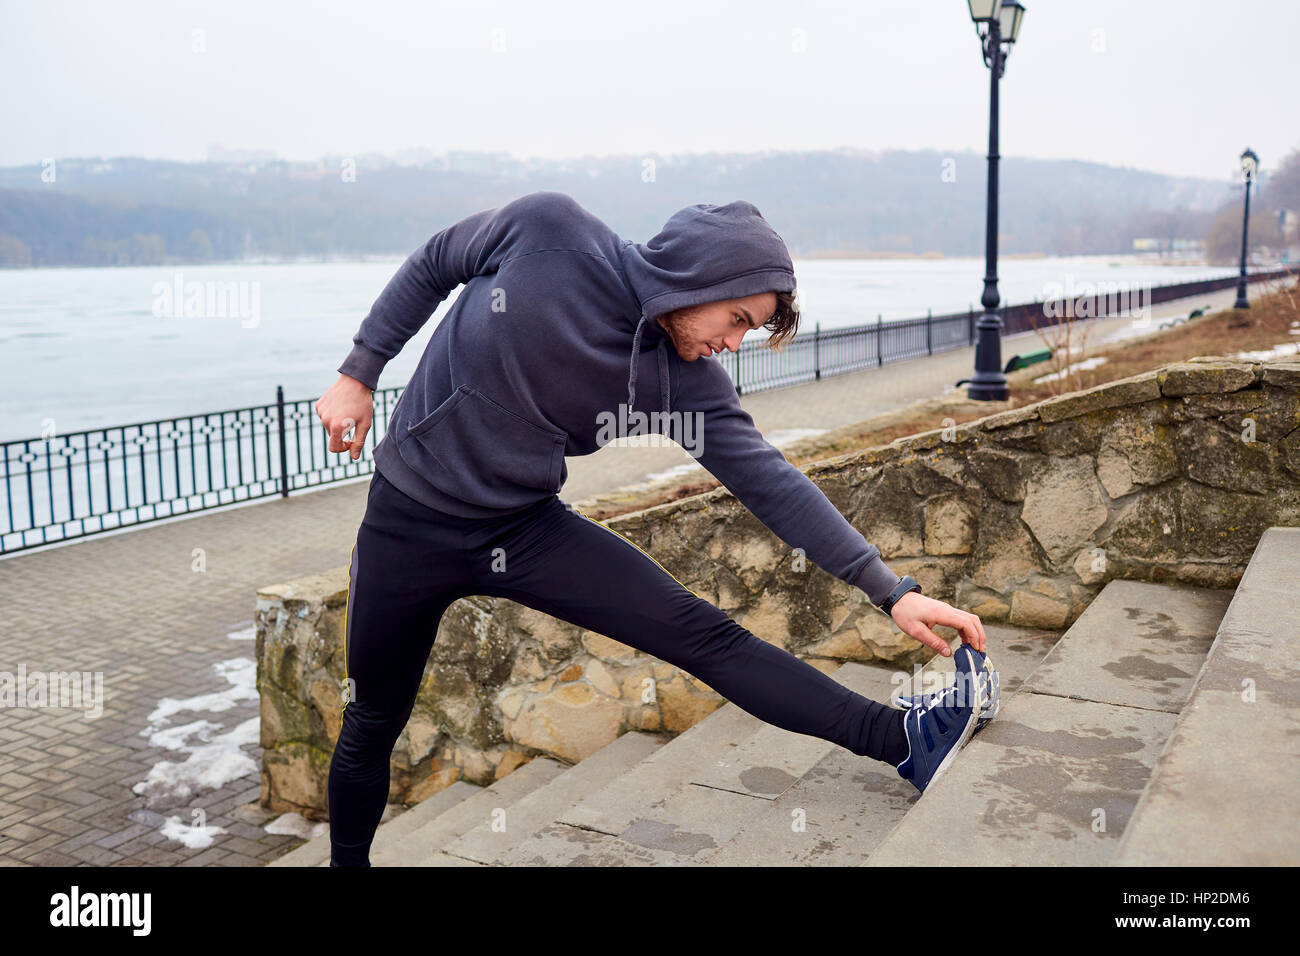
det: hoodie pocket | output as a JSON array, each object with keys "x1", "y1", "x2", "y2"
[{"x1": 399, "y1": 384, "x2": 566, "y2": 505}]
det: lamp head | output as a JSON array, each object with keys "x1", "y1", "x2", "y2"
[
  {"x1": 999, "y1": 0, "x2": 1026, "y2": 43},
  {"x1": 1241, "y1": 148, "x2": 1259, "y2": 182},
  {"x1": 967, "y1": 0, "x2": 1000, "y2": 21}
]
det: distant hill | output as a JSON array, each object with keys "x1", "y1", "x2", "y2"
[{"x1": 0, "y1": 148, "x2": 1238, "y2": 267}]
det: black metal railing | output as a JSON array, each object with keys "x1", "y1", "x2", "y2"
[
  {"x1": 2, "y1": 265, "x2": 1293, "y2": 554},
  {"x1": 0, "y1": 386, "x2": 401, "y2": 555},
  {"x1": 729, "y1": 266, "x2": 1296, "y2": 394}
]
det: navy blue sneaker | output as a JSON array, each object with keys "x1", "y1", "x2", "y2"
[
  {"x1": 891, "y1": 651, "x2": 1000, "y2": 732},
  {"x1": 895, "y1": 645, "x2": 987, "y2": 794}
]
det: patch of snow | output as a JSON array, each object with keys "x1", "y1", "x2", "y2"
[
  {"x1": 134, "y1": 631, "x2": 263, "y2": 846},
  {"x1": 159, "y1": 814, "x2": 227, "y2": 849},
  {"x1": 1230, "y1": 342, "x2": 1300, "y2": 362},
  {"x1": 766, "y1": 428, "x2": 827, "y2": 447},
  {"x1": 638, "y1": 461, "x2": 706, "y2": 487},
  {"x1": 133, "y1": 715, "x2": 260, "y2": 805},
  {"x1": 1033, "y1": 356, "x2": 1109, "y2": 383},
  {"x1": 265, "y1": 811, "x2": 330, "y2": 841}
]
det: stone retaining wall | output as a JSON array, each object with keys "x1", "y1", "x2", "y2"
[{"x1": 256, "y1": 356, "x2": 1300, "y2": 817}]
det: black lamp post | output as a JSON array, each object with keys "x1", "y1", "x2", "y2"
[
  {"x1": 964, "y1": 0, "x2": 1025, "y2": 402},
  {"x1": 1233, "y1": 147, "x2": 1259, "y2": 309}
]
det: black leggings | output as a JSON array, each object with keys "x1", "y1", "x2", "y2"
[{"x1": 326, "y1": 468, "x2": 902, "y2": 866}]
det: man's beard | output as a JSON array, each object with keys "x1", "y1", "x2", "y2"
[{"x1": 657, "y1": 310, "x2": 704, "y2": 359}]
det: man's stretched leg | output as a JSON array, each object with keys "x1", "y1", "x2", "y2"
[{"x1": 463, "y1": 497, "x2": 909, "y2": 764}]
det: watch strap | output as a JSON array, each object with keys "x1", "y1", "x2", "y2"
[{"x1": 879, "y1": 574, "x2": 922, "y2": 616}]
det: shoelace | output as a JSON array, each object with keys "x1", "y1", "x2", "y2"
[
  {"x1": 917, "y1": 683, "x2": 957, "y2": 717},
  {"x1": 923, "y1": 669, "x2": 990, "y2": 710},
  {"x1": 917, "y1": 669, "x2": 982, "y2": 718}
]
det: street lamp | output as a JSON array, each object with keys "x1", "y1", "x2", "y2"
[
  {"x1": 1234, "y1": 147, "x2": 1259, "y2": 309},
  {"x1": 963, "y1": 0, "x2": 1025, "y2": 402}
]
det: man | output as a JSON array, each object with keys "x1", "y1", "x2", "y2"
[{"x1": 314, "y1": 190, "x2": 998, "y2": 867}]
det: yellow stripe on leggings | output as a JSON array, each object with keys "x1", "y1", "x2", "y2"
[
  {"x1": 571, "y1": 506, "x2": 704, "y2": 601},
  {"x1": 342, "y1": 542, "x2": 355, "y2": 716}
]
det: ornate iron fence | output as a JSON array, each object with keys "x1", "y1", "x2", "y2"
[{"x1": 729, "y1": 266, "x2": 1296, "y2": 394}]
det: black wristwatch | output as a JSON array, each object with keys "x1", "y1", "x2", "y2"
[{"x1": 878, "y1": 575, "x2": 923, "y2": 617}]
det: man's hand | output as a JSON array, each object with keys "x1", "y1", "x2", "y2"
[
  {"x1": 315, "y1": 374, "x2": 374, "y2": 461},
  {"x1": 889, "y1": 591, "x2": 987, "y2": 657}
]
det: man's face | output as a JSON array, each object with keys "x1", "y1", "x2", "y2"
[{"x1": 654, "y1": 291, "x2": 777, "y2": 362}]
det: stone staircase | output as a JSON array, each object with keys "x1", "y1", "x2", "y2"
[{"x1": 267, "y1": 527, "x2": 1297, "y2": 866}]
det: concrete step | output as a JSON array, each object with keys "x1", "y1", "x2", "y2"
[
  {"x1": 494, "y1": 642, "x2": 1056, "y2": 867},
  {"x1": 371, "y1": 755, "x2": 568, "y2": 866},
  {"x1": 1114, "y1": 527, "x2": 1300, "y2": 866},
  {"x1": 367, "y1": 781, "x2": 483, "y2": 852},
  {"x1": 313, "y1": 780, "x2": 484, "y2": 867},
  {"x1": 700, "y1": 623, "x2": 1060, "y2": 865},
  {"x1": 266, "y1": 779, "x2": 483, "y2": 867},
  {"x1": 424, "y1": 731, "x2": 668, "y2": 865},
  {"x1": 495, "y1": 694, "x2": 770, "y2": 865},
  {"x1": 265, "y1": 826, "x2": 341, "y2": 868},
  {"x1": 864, "y1": 579, "x2": 1232, "y2": 867}
]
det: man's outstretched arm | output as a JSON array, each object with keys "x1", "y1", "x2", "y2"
[{"x1": 686, "y1": 363, "x2": 986, "y2": 655}]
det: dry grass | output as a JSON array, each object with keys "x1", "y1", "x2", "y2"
[{"x1": 578, "y1": 275, "x2": 1300, "y2": 521}]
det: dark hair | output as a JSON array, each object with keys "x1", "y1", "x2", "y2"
[{"x1": 763, "y1": 289, "x2": 801, "y2": 350}]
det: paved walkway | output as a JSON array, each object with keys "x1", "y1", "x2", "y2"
[{"x1": 0, "y1": 284, "x2": 1261, "y2": 865}]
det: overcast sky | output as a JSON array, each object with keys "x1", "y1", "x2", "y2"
[{"x1": 2, "y1": 0, "x2": 1296, "y2": 182}]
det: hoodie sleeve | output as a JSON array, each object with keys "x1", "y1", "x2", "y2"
[
  {"x1": 337, "y1": 191, "x2": 568, "y2": 390},
  {"x1": 683, "y1": 361, "x2": 904, "y2": 606}
]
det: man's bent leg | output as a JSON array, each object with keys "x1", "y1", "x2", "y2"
[
  {"x1": 465, "y1": 498, "x2": 905, "y2": 763},
  {"x1": 326, "y1": 472, "x2": 473, "y2": 866}
]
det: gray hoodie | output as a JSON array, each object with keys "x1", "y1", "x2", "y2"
[{"x1": 337, "y1": 190, "x2": 902, "y2": 605}]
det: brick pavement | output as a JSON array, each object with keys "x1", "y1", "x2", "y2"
[{"x1": 0, "y1": 285, "x2": 1257, "y2": 866}]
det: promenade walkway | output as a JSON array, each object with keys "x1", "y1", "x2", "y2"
[{"x1": 0, "y1": 285, "x2": 1256, "y2": 865}]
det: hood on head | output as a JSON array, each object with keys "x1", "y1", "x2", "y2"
[{"x1": 617, "y1": 199, "x2": 797, "y2": 413}]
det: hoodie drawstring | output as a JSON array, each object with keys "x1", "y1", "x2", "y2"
[
  {"x1": 658, "y1": 342, "x2": 670, "y2": 414},
  {"x1": 628, "y1": 310, "x2": 672, "y2": 419},
  {"x1": 627, "y1": 312, "x2": 648, "y2": 411}
]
